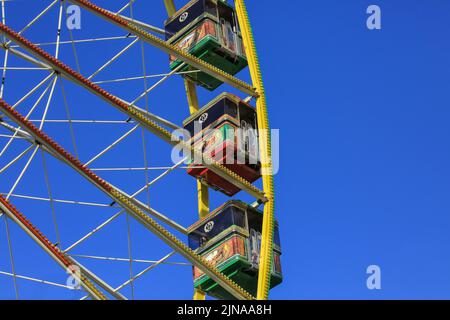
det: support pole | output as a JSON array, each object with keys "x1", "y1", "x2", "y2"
[
  {"x1": 183, "y1": 79, "x2": 210, "y2": 219},
  {"x1": 193, "y1": 288, "x2": 207, "y2": 300},
  {"x1": 163, "y1": 0, "x2": 176, "y2": 16}
]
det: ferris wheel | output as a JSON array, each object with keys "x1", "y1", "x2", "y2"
[{"x1": 0, "y1": 0, "x2": 280, "y2": 300}]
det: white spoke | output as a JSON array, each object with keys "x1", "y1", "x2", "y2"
[
  {"x1": 0, "y1": 134, "x2": 25, "y2": 139},
  {"x1": 93, "y1": 70, "x2": 201, "y2": 85},
  {"x1": 0, "y1": 50, "x2": 9, "y2": 98},
  {"x1": 125, "y1": 213, "x2": 135, "y2": 299},
  {"x1": 84, "y1": 125, "x2": 139, "y2": 167},
  {"x1": 28, "y1": 119, "x2": 134, "y2": 124},
  {"x1": 0, "y1": 0, "x2": 8, "y2": 98},
  {"x1": 41, "y1": 150, "x2": 61, "y2": 247},
  {"x1": 9, "y1": 35, "x2": 138, "y2": 48},
  {"x1": 70, "y1": 253, "x2": 188, "y2": 266},
  {"x1": 106, "y1": 9, "x2": 165, "y2": 35},
  {"x1": 3, "y1": 215, "x2": 19, "y2": 299},
  {"x1": 59, "y1": 78, "x2": 79, "y2": 158},
  {"x1": 113, "y1": 252, "x2": 177, "y2": 294},
  {"x1": 130, "y1": 63, "x2": 184, "y2": 105},
  {"x1": 6, "y1": 146, "x2": 39, "y2": 199},
  {"x1": 5, "y1": 0, "x2": 59, "y2": 46},
  {"x1": 0, "y1": 78, "x2": 55, "y2": 158},
  {"x1": 90, "y1": 166, "x2": 193, "y2": 171},
  {"x1": 87, "y1": 38, "x2": 140, "y2": 80},
  {"x1": 80, "y1": 251, "x2": 177, "y2": 300},
  {"x1": 1, "y1": 192, "x2": 118, "y2": 208},
  {"x1": 0, "y1": 67, "x2": 49, "y2": 70},
  {"x1": 0, "y1": 271, "x2": 77, "y2": 290},
  {"x1": 12, "y1": 73, "x2": 56, "y2": 109},
  {"x1": 63, "y1": 211, "x2": 123, "y2": 253},
  {"x1": 115, "y1": 0, "x2": 136, "y2": 15},
  {"x1": 0, "y1": 144, "x2": 34, "y2": 174}
]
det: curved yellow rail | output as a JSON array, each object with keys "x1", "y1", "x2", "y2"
[{"x1": 235, "y1": 0, "x2": 276, "y2": 300}]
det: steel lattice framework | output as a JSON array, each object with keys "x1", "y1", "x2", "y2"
[{"x1": 0, "y1": 0, "x2": 275, "y2": 300}]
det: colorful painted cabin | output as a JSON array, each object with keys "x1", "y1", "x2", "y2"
[
  {"x1": 164, "y1": 0, "x2": 247, "y2": 90},
  {"x1": 183, "y1": 92, "x2": 260, "y2": 196},
  {"x1": 188, "y1": 200, "x2": 282, "y2": 299}
]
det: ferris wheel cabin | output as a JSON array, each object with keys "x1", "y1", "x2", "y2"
[
  {"x1": 164, "y1": 0, "x2": 247, "y2": 90},
  {"x1": 188, "y1": 200, "x2": 283, "y2": 299},
  {"x1": 183, "y1": 92, "x2": 261, "y2": 196}
]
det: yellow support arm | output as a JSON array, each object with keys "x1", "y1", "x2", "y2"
[
  {"x1": 163, "y1": 0, "x2": 176, "y2": 15},
  {"x1": 184, "y1": 79, "x2": 210, "y2": 219},
  {"x1": 164, "y1": 0, "x2": 208, "y2": 300},
  {"x1": 185, "y1": 79, "x2": 210, "y2": 219},
  {"x1": 193, "y1": 288, "x2": 207, "y2": 300},
  {"x1": 235, "y1": 0, "x2": 276, "y2": 300}
]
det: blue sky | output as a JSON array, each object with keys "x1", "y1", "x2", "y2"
[{"x1": 1, "y1": 0, "x2": 450, "y2": 300}]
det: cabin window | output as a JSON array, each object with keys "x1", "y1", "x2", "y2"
[
  {"x1": 205, "y1": 0, "x2": 217, "y2": 16},
  {"x1": 188, "y1": 204, "x2": 246, "y2": 250},
  {"x1": 224, "y1": 98, "x2": 238, "y2": 119},
  {"x1": 274, "y1": 225, "x2": 281, "y2": 248}
]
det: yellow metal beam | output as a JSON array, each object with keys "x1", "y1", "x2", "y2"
[
  {"x1": 184, "y1": 78, "x2": 200, "y2": 115},
  {"x1": 193, "y1": 288, "x2": 207, "y2": 300},
  {"x1": 163, "y1": 0, "x2": 176, "y2": 15},
  {"x1": 164, "y1": 0, "x2": 208, "y2": 300},
  {"x1": 197, "y1": 180, "x2": 210, "y2": 219},
  {"x1": 184, "y1": 78, "x2": 210, "y2": 219},
  {"x1": 235, "y1": 0, "x2": 276, "y2": 300}
]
